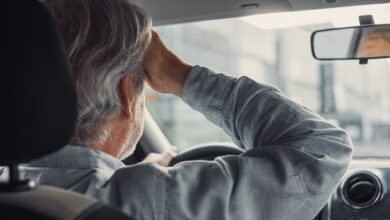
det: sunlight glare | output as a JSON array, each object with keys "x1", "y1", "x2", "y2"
[{"x1": 241, "y1": 3, "x2": 390, "y2": 30}]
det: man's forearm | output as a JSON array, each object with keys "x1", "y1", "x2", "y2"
[{"x1": 182, "y1": 65, "x2": 351, "y2": 150}]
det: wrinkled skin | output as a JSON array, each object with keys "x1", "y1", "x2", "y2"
[{"x1": 359, "y1": 30, "x2": 390, "y2": 58}]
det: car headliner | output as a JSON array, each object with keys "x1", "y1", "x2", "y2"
[{"x1": 139, "y1": 0, "x2": 390, "y2": 26}]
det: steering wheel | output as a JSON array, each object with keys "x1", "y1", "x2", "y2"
[{"x1": 169, "y1": 142, "x2": 244, "y2": 166}]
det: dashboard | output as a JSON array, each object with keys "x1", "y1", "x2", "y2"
[{"x1": 318, "y1": 160, "x2": 390, "y2": 220}]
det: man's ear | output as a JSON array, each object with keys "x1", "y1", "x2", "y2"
[{"x1": 119, "y1": 74, "x2": 134, "y2": 119}]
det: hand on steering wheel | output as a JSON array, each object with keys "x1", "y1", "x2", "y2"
[{"x1": 169, "y1": 143, "x2": 244, "y2": 166}]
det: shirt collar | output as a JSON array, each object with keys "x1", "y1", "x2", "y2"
[{"x1": 26, "y1": 145, "x2": 125, "y2": 172}]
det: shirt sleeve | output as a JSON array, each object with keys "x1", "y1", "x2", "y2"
[{"x1": 159, "y1": 66, "x2": 353, "y2": 220}]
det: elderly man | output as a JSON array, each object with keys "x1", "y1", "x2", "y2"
[{"x1": 12, "y1": 0, "x2": 353, "y2": 219}]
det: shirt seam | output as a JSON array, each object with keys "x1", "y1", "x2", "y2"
[{"x1": 283, "y1": 147, "x2": 309, "y2": 199}]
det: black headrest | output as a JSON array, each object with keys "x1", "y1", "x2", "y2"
[{"x1": 0, "y1": 0, "x2": 77, "y2": 164}]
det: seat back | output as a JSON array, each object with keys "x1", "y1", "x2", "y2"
[
  {"x1": 0, "y1": 1, "x2": 135, "y2": 219},
  {"x1": 0, "y1": 185, "x2": 135, "y2": 220}
]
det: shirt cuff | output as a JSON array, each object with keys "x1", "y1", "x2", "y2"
[{"x1": 181, "y1": 65, "x2": 204, "y2": 107}]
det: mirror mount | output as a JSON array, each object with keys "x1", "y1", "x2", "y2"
[{"x1": 358, "y1": 15, "x2": 375, "y2": 65}]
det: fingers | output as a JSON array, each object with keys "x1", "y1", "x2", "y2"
[
  {"x1": 157, "y1": 149, "x2": 178, "y2": 167},
  {"x1": 142, "y1": 30, "x2": 193, "y2": 96},
  {"x1": 140, "y1": 148, "x2": 178, "y2": 167}
]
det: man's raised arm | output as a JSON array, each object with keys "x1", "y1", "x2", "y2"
[{"x1": 142, "y1": 32, "x2": 353, "y2": 220}]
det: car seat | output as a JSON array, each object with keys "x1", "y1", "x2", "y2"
[{"x1": 0, "y1": 1, "x2": 136, "y2": 219}]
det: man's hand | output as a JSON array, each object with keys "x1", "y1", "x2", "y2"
[
  {"x1": 140, "y1": 148, "x2": 178, "y2": 167},
  {"x1": 143, "y1": 31, "x2": 193, "y2": 97},
  {"x1": 359, "y1": 31, "x2": 390, "y2": 58}
]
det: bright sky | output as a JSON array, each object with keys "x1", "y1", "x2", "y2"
[{"x1": 241, "y1": 3, "x2": 390, "y2": 29}]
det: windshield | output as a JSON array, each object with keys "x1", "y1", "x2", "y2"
[{"x1": 146, "y1": 3, "x2": 390, "y2": 158}]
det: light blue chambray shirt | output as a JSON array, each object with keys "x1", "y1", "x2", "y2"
[{"x1": 0, "y1": 66, "x2": 353, "y2": 220}]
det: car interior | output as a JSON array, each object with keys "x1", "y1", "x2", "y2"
[
  {"x1": 1, "y1": 0, "x2": 390, "y2": 219},
  {"x1": 0, "y1": 0, "x2": 137, "y2": 219}
]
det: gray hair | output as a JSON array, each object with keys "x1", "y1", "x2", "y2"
[{"x1": 43, "y1": 0, "x2": 152, "y2": 146}]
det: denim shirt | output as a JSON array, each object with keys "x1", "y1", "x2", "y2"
[{"x1": 1, "y1": 66, "x2": 353, "y2": 220}]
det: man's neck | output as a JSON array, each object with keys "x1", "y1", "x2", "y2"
[{"x1": 72, "y1": 117, "x2": 131, "y2": 159}]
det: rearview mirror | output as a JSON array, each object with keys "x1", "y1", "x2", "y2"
[{"x1": 311, "y1": 24, "x2": 390, "y2": 60}]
